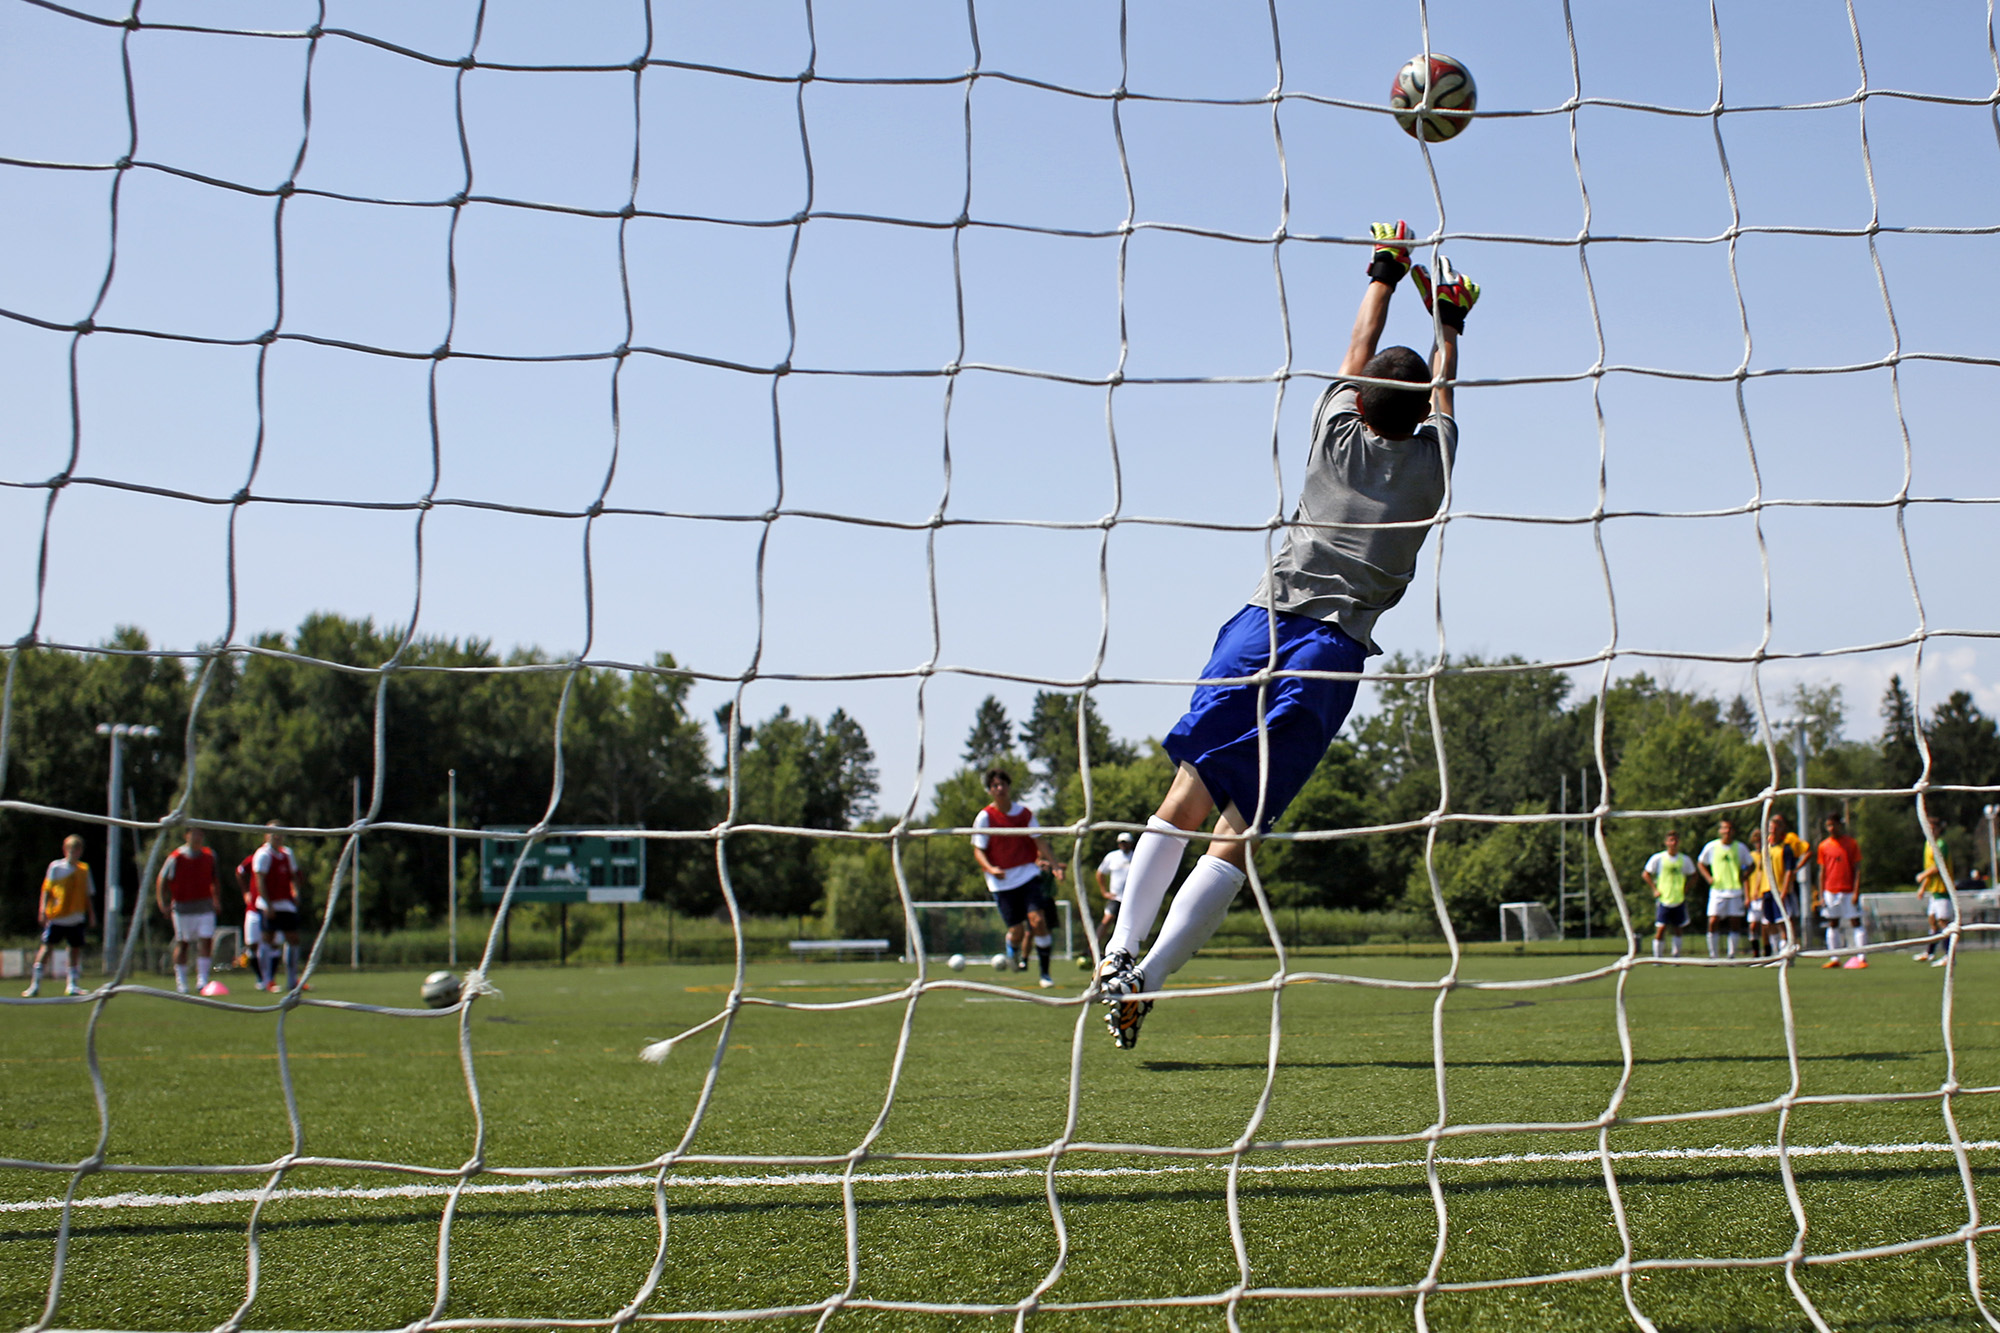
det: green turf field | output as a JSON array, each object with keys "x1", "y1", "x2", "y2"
[{"x1": 3, "y1": 948, "x2": 1996, "y2": 1330}]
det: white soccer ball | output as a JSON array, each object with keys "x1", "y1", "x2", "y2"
[
  {"x1": 990, "y1": 953, "x2": 1009, "y2": 971},
  {"x1": 1389, "y1": 53, "x2": 1477, "y2": 142},
  {"x1": 421, "y1": 970, "x2": 463, "y2": 1009},
  {"x1": 946, "y1": 953, "x2": 966, "y2": 971}
]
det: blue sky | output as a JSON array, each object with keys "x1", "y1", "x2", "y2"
[{"x1": 3, "y1": 0, "x2": 1996, "y2": 817}]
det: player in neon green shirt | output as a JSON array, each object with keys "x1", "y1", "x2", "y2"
[
  {"x1": 1644, "y1": 830, "x2": 1696, "y2": 959},
  {"x1": 1697, "y1": 819, "x2": 1752, "y2": 960}
]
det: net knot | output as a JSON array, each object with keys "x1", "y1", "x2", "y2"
[
  {"x1": 232, "y1": 488, "x2": 252, "y2": 505},
  {"x1": 449, "y1": 191, "x2": 469, "y2": 208},
  {"x1": 458, "y1": 55, "x2": 476, "y2": 70},
  {"x1": 461, "y1": 969, "x2": 503, "y2": 1000},
  {"x1": 628, "y1": 56, "x2": 647, "y2": 73},
  {"x1": 114, "y1": 157, "x2": 131, "y2": 170},
  {"x1": 432, "y1": 343, "x2": 451, "y2": 361},
  {"x1": 73, "y1": 319, "x2": 94, "y2": 335},
  {"x1": 305, "y1": 24, "x2": 322, "y2": 38},
  {"x1": 256, "y1": 330, "x2": 278, "y2": 345},
  {"x1": 620, "y1": 203, "x2": 637, "y2": 219}
]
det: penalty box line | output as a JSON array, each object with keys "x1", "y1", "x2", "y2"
[{"x1": 3, "y1": 1140, "x2": 1994, "y2": 1215}]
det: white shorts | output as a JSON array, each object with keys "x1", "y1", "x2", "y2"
[
  {"x1": 1820, "y1": 891, "x2": 1860, "y2": 923},
  {"x1": 243, "y1": 912, "x2": 263, "y2": 946},
  {"x1": 1706, "y1": 892, "x2": 1745, "y2": 920},
  {"x1": 172, "y1": 910, "x2": 216, "y2": 943},
  {"x1": 1927, "y1": 895, "x2": 1955, "y2": 922}
]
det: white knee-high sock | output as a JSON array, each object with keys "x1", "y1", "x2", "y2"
[
  {"x1": 1852, "y1": 925, "x2": 1867, "y2": 949},
  {"x1": 1104, "y1": 817, "x2": 1191, "y2": 957},
  {"x1": 1825, "y1": 924, "x2": 1845, "y2": 952},
  {"x1": 1706, "y1": 930, "x2": 1718, "y2": 958},
  {"x1": 1135, "y1": 856, "x2": 1247, "y2": 989}
]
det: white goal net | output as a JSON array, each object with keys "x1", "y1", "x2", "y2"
[{"x1": 3, "y1": 1, "x2": 1999, "y2": 1330}]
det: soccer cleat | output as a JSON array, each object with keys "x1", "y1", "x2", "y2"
[
  {"x1": 1096, "y1": 950, "x2": 1152, "y2": 1050},
  {"x1": 1843, "y1": 956, "x2": 1869, "y2": 969},
  {"x1": 1015, "y1": 956, "x2": 1029, "y2": 972},
  {"x1": 64, "y1": 982, "x2": 82, "y2": 996},
  {"x1": 1038, "y1": 974, "x2": 1055, "y2": 989},
  {"x1": 1932, "y1": 955, "x2": 1950, "y2": 967},
  {"x1": 1913, "y1": 952, "x2": 1932, "y2": 962},
  {"x1": 1821, "y1": 957, "x2": 1842, "y2": 969},
  {"x1": 21, "y1": 983, "x2": 39, "y2": 998}
]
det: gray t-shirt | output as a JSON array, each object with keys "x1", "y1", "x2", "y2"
[{"x1": 1252, "y1": 382, "x2": 1456, "y2": 653}]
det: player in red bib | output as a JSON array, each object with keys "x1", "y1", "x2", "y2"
[
  {"x1": 970, "y1": 769, "x2": 1064, "y2": 987},
  {"x1": 253, "y1": 821, "x2": 307, "y2": 992},
  {"x1": 156, "y1": 827, "x2": 221, "y2": 994}
]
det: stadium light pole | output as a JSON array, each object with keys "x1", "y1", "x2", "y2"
[
  {"x1": 96, "y1": 722, "x2": 161, "y2": 972},
  {"x1": 447, "y1": 769, "x2": 458, "y2": 968}
]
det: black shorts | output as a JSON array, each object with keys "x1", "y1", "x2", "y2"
[
  {"x1": 1102, "y1": 900, "x2": 1122, "y2": 923},
  {"x1": 40, "y1": 921, "x2": 86, "y2": 949},
  {"x1": 992, "y1": 878, "x2": 1054, "y2": 929},
  {"x1": 265, "y1": 905, "x2": 302, "y2": 935}
]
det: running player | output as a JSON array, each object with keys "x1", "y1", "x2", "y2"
[
  {"x1": 1096, "y1": 224, "x2": 1477, "y2": 1048},
  {"x1": 1644, "y1": 830, "x2": 1695, "y2": 959},
  {"x1": 970, "y1": 770, "x2": 1062, "y2": 988},
  {"x1": 156, "y1": 827, "x2": 222, "y2": 995},
  {"x1": 1697, "y1": 818, "x2": 1752, "y2": 960},
  {"x1": 1815, "y1": 812, "x2": 1867, "y2": 969},
  {"x1": 26, "y1": 835, "x2": 95, "y2": 997},
  {"x1": 1914, "y1": 813, "x2": 1953, "y2": 965},
  {"x1": 234, "y1": 847, "x2": 266, "y2": 988},
  {"x1": 253, "y1": 822, "x2": 307, "y2": 991}
]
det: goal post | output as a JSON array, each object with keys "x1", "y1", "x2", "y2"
[
  {"x1": 1499, "y1": 901, "x2": 1560, "y2": 943},
  {"x1": 908, "y1": 900, "x2": 1076, "y2": 964}
]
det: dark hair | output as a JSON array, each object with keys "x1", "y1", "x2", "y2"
[
  {"x1": 1357, "y1": 346, "x2": 1430, "y2": 439},
  {"x1": 983, "y1": 767, "x2": 1012, "y2": 788}
]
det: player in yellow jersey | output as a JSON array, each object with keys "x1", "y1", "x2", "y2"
[
  {"x1": 1697, "y1": 819, "x2": 1752, "y2": 960},
  {"x1": 26, "y1": 835, "x2": 96, "y2": 997},
  {"x1": 1644, "y1": 830, "x2": 1696, "y2": 959},
  {"x1": 1915, "y1": 812, "x2": 1954, "y2": 965}
]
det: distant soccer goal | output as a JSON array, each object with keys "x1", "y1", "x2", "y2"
[
  {"x1": 1498, "y1": 901, "x2": 1560, "y2": 943},
  {"x1": 909, "y1": 901, "x2": 1076, "y2": 963}
]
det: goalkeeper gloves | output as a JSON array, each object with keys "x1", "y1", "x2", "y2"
[
  {"x1": 1410, "y1": 256, "x2": 1479, "y2": 332},
  {"x1": 1365, "y1": 220, "x2": 1413, "y2": 286}
]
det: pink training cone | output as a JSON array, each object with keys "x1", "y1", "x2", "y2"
[{"x1": 198, "y1": 981, "x2": 229, "y2": 997}]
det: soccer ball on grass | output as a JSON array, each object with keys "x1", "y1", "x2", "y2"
[
  {"x1": 946, "y1": 953, "x2": 966, "y2": 971},
  {"x1": 420, "y1": 970, "x2": 463, "y2": 1009},
  {"x1": 990, "y1": 953, "x2": 1009, "y2": 971},
  {"x1": 1389, "y1": 53, "x2": 1476, "y2": 142}
]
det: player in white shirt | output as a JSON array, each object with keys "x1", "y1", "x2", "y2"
[
  {"x1": 1697, "y1": 818, "x2": 1752, "y2": 960},
  {"x1": 1093, "y1": 832, "x2": 1134, "y2": 950}
]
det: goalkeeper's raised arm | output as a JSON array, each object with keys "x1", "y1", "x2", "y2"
[{"x1": 1094, "y1": 222, "x2": 1477, "y2": 1050}]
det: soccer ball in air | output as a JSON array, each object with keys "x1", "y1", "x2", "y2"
[
  {"x1": 990, "y1": 953, "x2": 1009, "y2": 971},
  {"x1": 1390, "y1": 53, "x2": 1477, "y2": 142},
  {"x1": 947, "y1": 953, "x2": 966, "y2": 971},
  {"x1": 420, "y1": 970, "x2": 463, "y2": 1009}
]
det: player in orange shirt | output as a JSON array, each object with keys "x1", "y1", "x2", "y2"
[{"x1": 1815, "y1": 813, "x2": 1866, "y2": 969}]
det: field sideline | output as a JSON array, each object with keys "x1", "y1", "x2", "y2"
[{"x1": 3, "y1": 949, "x2": 1996, "y2": 1330}]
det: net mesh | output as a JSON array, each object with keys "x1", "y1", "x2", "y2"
[{"x1": 3, "y1": 0, "x2": 1999, "y2": 1329}]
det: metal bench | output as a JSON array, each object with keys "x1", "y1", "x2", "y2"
[{"x1": 789, "y1": 938, "x2": 893, "y2": 960}]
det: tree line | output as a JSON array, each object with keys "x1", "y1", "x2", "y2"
[{"x1": 4, "y1": 617, "x2": 1997, "y2": 942}]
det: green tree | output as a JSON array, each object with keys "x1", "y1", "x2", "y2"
[
  {"x1": 714, "y1": 704, "x2": 879, "y2": 918},
  {"x1": 1018, "y1": 690, "x2": 1136, "y2": 802},
  {"x1": 962, "y1": 696, "x2": 1015, "y2": 769}
]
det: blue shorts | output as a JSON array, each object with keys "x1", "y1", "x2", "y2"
[
  {"x1": 1654, "y1": 902, "x2": 1688, "y2": 929},
  {"x1": 992, "y1": 878, "x2": 1054, "y2": 928},
  {"x1": 1163, "y1": 606, "x2": 1366, "y2": 831}
]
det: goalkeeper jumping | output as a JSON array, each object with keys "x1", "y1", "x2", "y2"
[{"x1": 1095, "y1": 222, "x2": 1476, "y2": 1049}]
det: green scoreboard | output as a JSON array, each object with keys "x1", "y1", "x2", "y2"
[{"x1": 479, "y1": 827, "x2": 646, "y2": 903}]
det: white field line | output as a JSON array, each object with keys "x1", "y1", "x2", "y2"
[{"x1": 3, "y1": 1140, "x2": 1993, "y2": 1216}]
